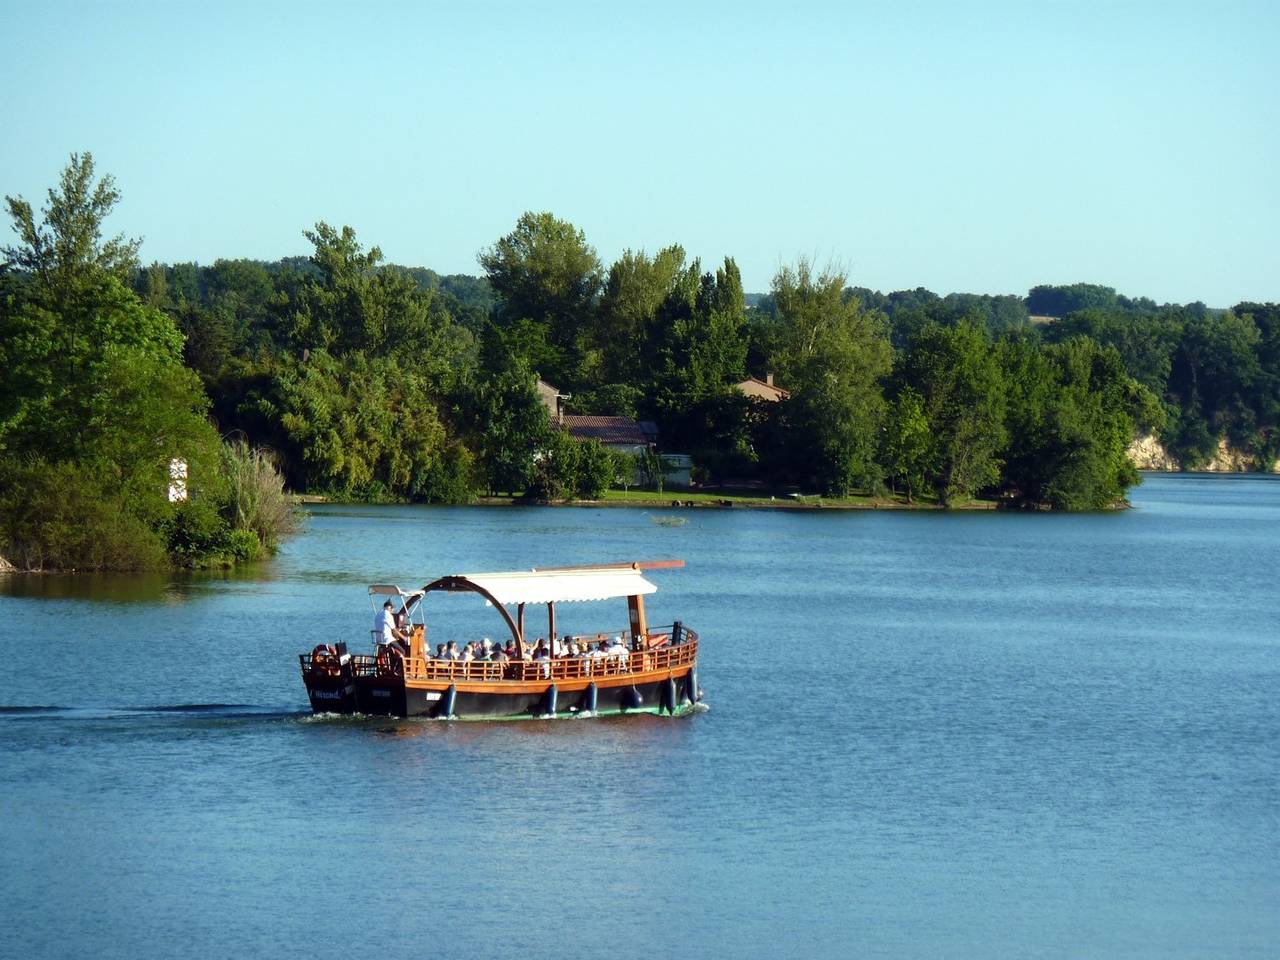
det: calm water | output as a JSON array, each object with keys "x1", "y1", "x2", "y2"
[{"x1": 1, "y1": 475, "x2": 1277, "y2": 959}]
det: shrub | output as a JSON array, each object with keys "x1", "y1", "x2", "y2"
[
  {"x1": 221, "y1": 440, "x2": 299, "y2": 552},
  {"x1": 0, "y1": 458, "x2": 169, "y2": 571}
]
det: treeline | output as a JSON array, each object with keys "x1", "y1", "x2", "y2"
[{"x1": 3, "y1": 154, "x2": 1278, "y2": 572}]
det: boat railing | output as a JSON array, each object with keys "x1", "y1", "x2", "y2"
[{"x1": 344, "y1": 633, "x2": 698, "y2": 683}]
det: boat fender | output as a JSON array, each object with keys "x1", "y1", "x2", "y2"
[
  {"x1": 623, "y1": 686, "x2": 643, "y2": 711},
  {"x1": 661, "y1": 677, "x2": 677, "y2": 714},
  {"x1": 685, "y1": 669, "x2": 699, "y2": 704},
  {"x1": 440, "y1": 684, "x2": 457, "y2": 719},
  {"x1": 583, "y1": 682, "x2": 598, "y2": 715},
  {"x1": 545, "y1": 684, "x2": 558, "y2": 717}
]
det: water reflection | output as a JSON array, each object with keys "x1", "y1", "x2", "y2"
[{"x1": 0, "y1": 564, "x2": 281, "y2": 603}]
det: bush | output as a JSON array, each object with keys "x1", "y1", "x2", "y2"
[
  {"x1": 221, "y1": 440, "x2": 299, "y2": 552},
  {"x1": 574, "y1": 440, "x2": 615, "y2": 499},
  {"x1": 0, "y1": 459, "x2": 169, "y2": 571},
  {"x1": 226, "y1": 528, "x2": 263, "y2": 563},
  {"x1": 164, "y1": 498, "x2": 233, "y2": 567}
]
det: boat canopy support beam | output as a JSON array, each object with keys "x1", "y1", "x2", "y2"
[{"x1": 421, "y1": 576, "x2": 525, "y2": 657}]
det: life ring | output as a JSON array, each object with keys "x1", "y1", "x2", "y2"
[
  {"x1": 310, "y1": 644, "x2": 340, "y2": 677},
  {"x1": 376, "y1": 645, "x2": 404, "y2": 678}
]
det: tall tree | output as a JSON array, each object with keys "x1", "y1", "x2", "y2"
[
  {"x1": 596, "y1": 244, "x2": 685, "y2": 382},
  {"x1": 1000, "y1": 337, "x2": 1143, "y2": 509},
  {"x1": 478, "y1": 212, "x2": 602, "y2": 384},
  {"x1": 3, "y1": 151, "x2": 141, "y2": 312},
  {"x1": 772, "y1": 261, "x2": 892, "y2": 495},
  {"x1": 893, "y1": 322, "x2": 1007, "y2": 505}
]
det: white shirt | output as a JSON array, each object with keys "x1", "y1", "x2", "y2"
[{"x1": 373, "y1": 608, "x2": 395, "y2": 643}]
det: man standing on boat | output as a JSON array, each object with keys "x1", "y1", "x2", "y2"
[{"x1": 374, "y1": 600, "x2": 408, "y2": 652}]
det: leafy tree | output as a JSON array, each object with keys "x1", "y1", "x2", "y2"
[
  {"x1": 772, "y1": 261, "x2": 892, "y2": 494},
  {"x1": 254, "y1": 350, "x2": 463, "y2": 501},
  {"x1": 893, "y1": 322, "x2": 1007, "y2": 505},
  {"x1": 467, "y1": 325, "x2": 550, "y2": 495},
  {"x1": 528, "y1": 430, "x2": 613, "y2": 501},
  {"x1": 3, "y1": 151, "x2": 141, "y2": 311},
  {"x1": 597, "y1": 245, "x2": 686, "y2": 383},
  {"x1": 1000, "y1": 337, "x2": 1142, "y2": 509},
  {"x1": 1165, "y1": 310, "x2": 1263, "y2": 463},
  {"x1": 1027, "y1": 283, "x2": 1119, "y2": 318},
  {"x1": 881, "y1": 387, "x2": 931, "y2": 502},
  {"x1": 478, "y1": 212, "x2": 602, "y2": 383},
  {"x1": 0, "y1": 153, "x2": 269, "y2": 569}
]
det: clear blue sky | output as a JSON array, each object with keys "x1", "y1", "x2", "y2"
[{"x1": 2, "y1": 0, "x2": 1276, "y2": 305}]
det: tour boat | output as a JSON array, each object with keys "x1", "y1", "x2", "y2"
[{"x1": 299, "y1": 560, "x2": 701, "y2": 720}]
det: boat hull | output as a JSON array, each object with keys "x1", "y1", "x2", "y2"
[{"x1": 306, "y1": 666, "x2": 700, "y2": 720}]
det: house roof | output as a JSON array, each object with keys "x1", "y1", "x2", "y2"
[
  {"x1": 562, "y1": 415, "x2": 651, "y2": 446},
  {"x1": 735, "y1": 377, "x2": 790, "y2": 401}
]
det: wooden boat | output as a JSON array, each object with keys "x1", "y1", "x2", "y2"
[{"x1": 299, "y1": 560, "x2": 701, "y2": 720}]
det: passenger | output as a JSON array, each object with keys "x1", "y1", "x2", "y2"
[
  {"x1": 443, "y1": 640, "x2": 460, "y2": 661},
  {"x1": 491, "y1": 644, "x2": 508, "y2": 663},
  {"x1": 460, "y1": 643, "x2": 475, "y2": 663},
  {"x1": 566, "y1": 639, "x2": 580, "y2": 658},
  {"x1": 605, "y1": 634, "x2": 629, "y2": 670},
  {"x1": 434, "y1": 643, "x2": 446, "y2": 660},
  {"x1": 531, "y1": 640, "x2": 550, "y2": 661},
  {"x1": 504, "y1": 641, "x2": 518, "y2": 660}
]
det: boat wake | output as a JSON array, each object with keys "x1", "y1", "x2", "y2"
[{"x1": 0, "y1": 702, "x2": 307, "y2": 722}]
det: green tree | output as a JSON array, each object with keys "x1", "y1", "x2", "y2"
[
  {"x1": 467, "y1": 325, "x2": 550, "y2": 495},
  {"x1": 893, "y1": 322, "x2": 1007, "y2": 505},
  {"x1": 0, "y1": 154, "x2": 241, "y2": 568},
  {"x1": 773, "y1": 261, "x2": 892, "y2": 495},
  {"x1": 881, "y1": 387, "x2": 931, "y2": 502},
  {"x1": 1000, "y1": 337, "x2": 1142, "y2": 509},
  {"x1": 3, "y1": 151, "x2": 141, "y2": 312},
  {"x1": 478, "y1": 212, "x2": 603, "y2": 383},
  {"x1": 596, "y1": 245, "x2": 686, "y2": 382}
]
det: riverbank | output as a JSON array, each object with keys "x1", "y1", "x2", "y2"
[
  {"x1": 295, "y1": 489, "x2": 1006, "y2": 510},
  {"x1": 503, "y1": 489, "x2": 996, "y2": 510}
]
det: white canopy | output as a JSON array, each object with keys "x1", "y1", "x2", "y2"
[
  {"x1": 368, "y1": 584, "x2": 425, "y2": 601},
  {"x1": 459, "y1": 568, "x2": 657, "y2": 606}
]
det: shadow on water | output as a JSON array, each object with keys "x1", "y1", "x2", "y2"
[{"x1": 0, "y1": 564, "x2": 279, "y2": 604}]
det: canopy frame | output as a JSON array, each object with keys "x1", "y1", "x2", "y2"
[{"x1": 416, "y1": 561, "x2": 682, "y2": 660}]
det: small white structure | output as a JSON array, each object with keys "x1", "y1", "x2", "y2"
[{"x1": 168, "y1": 458, "x2": 188, "y2": 502}]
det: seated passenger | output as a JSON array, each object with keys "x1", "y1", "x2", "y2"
[
  {"x1": 531, "y1": 640, "x2": 550, "y2": 661},
  {"x1": 491, "y1": 644, "x2": 508, "y2": 663},
  {"x1": 443, "y1": 640, "x2": 460, "y2": 661},
  {"x1": 434, "y1": 643, "x2": 446, "y2": 660}
]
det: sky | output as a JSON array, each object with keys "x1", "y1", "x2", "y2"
[{"x1": 1, "y1": 0, "x2": 1276, "y2": 305}]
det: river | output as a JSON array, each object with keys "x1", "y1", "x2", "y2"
[{"x1": 1, "y1": 474, "x2": 1277, "y2": 958}]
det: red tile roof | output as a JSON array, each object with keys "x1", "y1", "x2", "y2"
[{"x1": 561, "y1": 415, "x2": 651, "y2": 446}]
